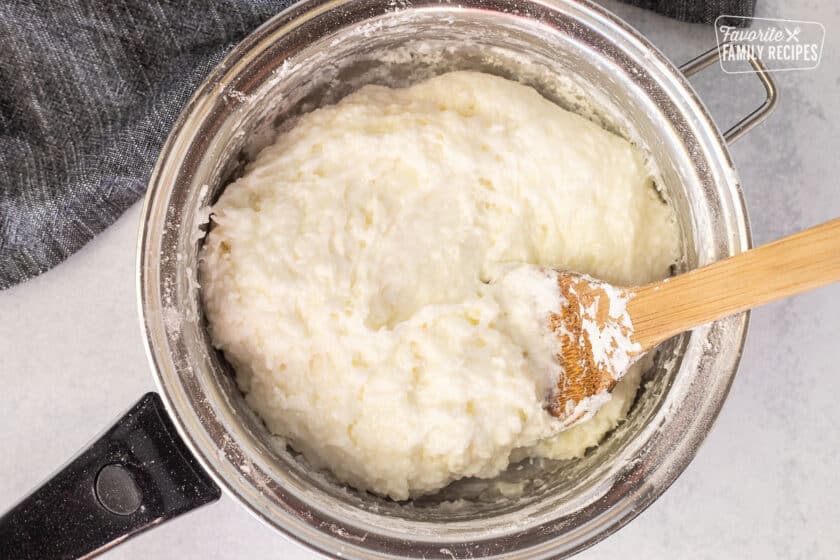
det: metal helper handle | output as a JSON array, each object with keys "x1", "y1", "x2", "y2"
[{"x1": 680, "y1": 43, "x2": 778, "y2": 144}]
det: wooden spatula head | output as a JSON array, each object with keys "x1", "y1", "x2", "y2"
[{"x1": 546, "y1": 271, "x2": 642, "y2": 425}]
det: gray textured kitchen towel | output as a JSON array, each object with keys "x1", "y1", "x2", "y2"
[
  {"x1": 0, "y1": 0, "x2": 755, "y2": 289},
  {"x1": 622, "y1": 0, "x2": 756, "y2": 26}
]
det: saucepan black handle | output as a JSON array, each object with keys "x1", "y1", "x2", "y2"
[{"x1": 0, "y1": 393, "x2": 221, "y2": 559}]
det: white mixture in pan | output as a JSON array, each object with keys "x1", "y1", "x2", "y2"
[{"x1": 200, "y1": 71, "x2": 681, "y2": 500}]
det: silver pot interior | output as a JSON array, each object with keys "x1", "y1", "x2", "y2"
[{"x1": 139, "y1": 1, "x2": 749, "y2": 558}]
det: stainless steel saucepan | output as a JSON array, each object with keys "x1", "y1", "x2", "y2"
[{"x1": 0, "y1": 1, "x2": 776, "y2": 558}]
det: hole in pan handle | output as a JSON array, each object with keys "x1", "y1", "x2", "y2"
[
  {"x1": 0, "y1": 393, "x2": 221, "y2": 560},
  {"x1": 679, "y1": 42, "x2": 779, "y2": 144}
]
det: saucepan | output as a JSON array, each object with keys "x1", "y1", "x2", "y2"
[{"x1": 0, "y1": 0, "x2": 777, "y2": 558}]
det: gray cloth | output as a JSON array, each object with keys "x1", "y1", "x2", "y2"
[
  {"x1": 0, "y1": 0, "x2": 292, "y2": 289},
  {"x1": 621, "y1": 0, "x2": 756, "y2": 26},
  {"x1": 0, "y1": 0, "x2": 755, "y2": 290}
]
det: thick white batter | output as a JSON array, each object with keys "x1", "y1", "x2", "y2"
[{"x1": 200, "y1": 71, "x2": 681, "y2": 500}]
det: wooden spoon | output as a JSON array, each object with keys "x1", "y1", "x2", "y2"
[{"x1": 540, "y1": 217, "x2": 840, "y2": 426}]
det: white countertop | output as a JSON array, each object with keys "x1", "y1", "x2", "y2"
[{"x1": 1, "y1": 1, "x2": 838, "y2": 558}]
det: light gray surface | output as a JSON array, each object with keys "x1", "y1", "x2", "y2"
[{"x1": 1, "y1": 1, "x2": 838, "y2": 558}]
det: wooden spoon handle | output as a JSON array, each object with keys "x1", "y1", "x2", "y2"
[{"x1": 628, "y1": 217, "x2": 840, "y2": 350}]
